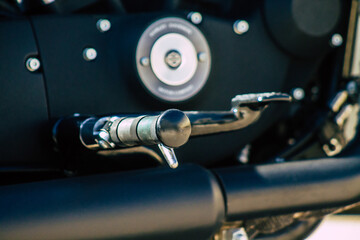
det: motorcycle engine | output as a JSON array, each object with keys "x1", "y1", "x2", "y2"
[{"x1": 0, "y1": 0, "x2": 358, "y2": 239}]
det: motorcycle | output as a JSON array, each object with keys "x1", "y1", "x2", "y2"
[{"x1": 0, "y1": 0, "x2": 359, "y2": 239}]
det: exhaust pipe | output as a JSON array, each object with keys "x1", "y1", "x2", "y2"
[
  {"x1": 214, "y1": 157, "x2": 360, "y2": 221},
  {"x1": 0, "y1": 165, "x2": 225, "y2": 240},
  {"x1": 0, "y1": 157, "x2": 360, "y2": 239}
]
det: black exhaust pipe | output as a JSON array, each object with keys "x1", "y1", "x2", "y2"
[
  {"x1": 0, "y1": 165, "x2": 225, "y2": 240},
  {"x1": 214, "y1": 157, "x2": 360, "y2": 221},
  {"x1": 0, "y1": 157, "x2": 360, "y2": 239}
]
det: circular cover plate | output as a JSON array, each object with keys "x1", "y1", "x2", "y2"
[{"x1": 136, "y1": 17, "x2": 211, "y2": 102}]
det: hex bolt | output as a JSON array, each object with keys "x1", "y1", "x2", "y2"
[
  {"x1": 233, "y1": 20, "x2": 249, "y2": 35},
  {"x1": 140, "y1": 57, "x2": 150, "y2": 67},
  {"x1": 83, "y1": 48, "x2": 97, "y2": 61},
  {"x1": 97, "y1": 19, "x2": 111, "y2": 33},
  {"x1": 26, "y1": 57, "x2": 41, "y2": 72},
  {"x1": 330, "y1": 33, "x2": 343, "y2": 47},
  {"x1": 198, "y1": 52, "x2": 207, "y2": 62},
  {"x1": 291, "y1": 87, "x2": 305, "y2": 101},
  {"x1": 187, "y1": 12, "x2": 202, "y2": 25}
]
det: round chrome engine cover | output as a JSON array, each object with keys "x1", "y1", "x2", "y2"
[{"x1": 136, "y1": 17, "x2": 211, "y2": 102}]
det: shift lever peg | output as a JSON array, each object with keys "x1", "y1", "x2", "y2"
[
  {"x1": 95, "y1": 109, "x2": 191, "y2": 149},
  {"x1": 53, "y1": 92, "x2": 291, "y2": 168}
]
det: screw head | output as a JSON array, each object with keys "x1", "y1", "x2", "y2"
[
  {"x1": 330, "y1": 33, "x2": 343, "y2": 47},
  {"x1": 26, "y1": 57, "x2": 41, "y2": 72},
  {"x1": 188, "y1": 12, "x2": 202, "y2": 25},
  {"x1": 197, "y1": 52, "x2": 207, "y2": 62},
  {"x1": 233, "y1": 20, "x2": 249, "y2": 35},
  {"x1": 97, "y1": 19, "x2": 111, "y2": 33},
  {"x1": 291, "y1": 87, "x2": 305, "y2": 101},
  {"x1": 165, "y1": 50, "x2": 182, "y2": 69},
  {"x1": 83, "y1": 48, "x2": 97, "y2": 61},
  {"x1": 140, "y1": 57, "x2": 150, "y2": 67}
]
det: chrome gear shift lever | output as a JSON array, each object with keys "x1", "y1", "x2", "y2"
[{"x1": 53, "y1": 92, "x2": 291, "y2": 168}]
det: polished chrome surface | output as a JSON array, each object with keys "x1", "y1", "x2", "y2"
[
  {"x1": 187, "y1": 12, "x2": 202, "y2": 25},
  {"x1": 140, "y1": 57, "x2": 150, "y2": 67},
  {"x1": 150, "y1": 33, "x2": 198, "y2": 86},
  {"x1": 233, "y1": 20, "x2": 249, "y2": 35},
  {"x1": 165, "y1": 50, "x2": 182, "y2": 69},
  {"x1": 198, "y1": 52, "x2": 207, "y2": 62},
  {"x1": 55, "y1": 92, "x2": 290, "y2": 168},
  {"x1": 157, "y1": 109, "x2": 192, "y2": 148},
  {"x1": 187, "y1": 92, "x2": 291, "y2": 136},
  {"x1": 84, "y1": 109, "x2": 191, "y2": 150},
  {"x1": 291, "y1": 87, "x2": 305, "y2": 101},
  {"x1": 330, "y1": 33, "x2": 343, "y2": 47},
  {"x1": 96, "y1": 19, "x2": 111, "y2": 33},
  {"x1": 26, "y1": 57, "x2": 41, "y2": 72},
  {"x1": 83, "y1": 48, "x2": 97, "y2": 61},
  {"x1": 158, "y1": 143, "x2": 178, "y2": 168}
]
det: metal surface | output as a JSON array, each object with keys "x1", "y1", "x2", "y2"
[
  {"x1": 54, "y1": 93, "x2": 290, "y2": 167},
  {"x1": 187, "y1": 92, "x2": 291, "y2": 136},
  {"x1": 136, "y1": 17, "x2": 211, "y2": 102},
  {"x1": 2, "y1": 156, "x2": 360, "y2": 239},
  {"x1": 164, "y1": 50, "x2": 182, "y2": 69},
  {"x1": 215, "y1": 157, "x2": 360, "y2": 221},
  {"x1": 158, "y1": 143, "x2": 179, "y2": 168},
  {"x1": 54, "y1": 92, "x2": 290, "y2": 149},
  {"x1": 53, "y1": 109, "x2": 193, "y2": 167},
  {"x1": 29, "y1": 12, "x2": 317, "y2": 166},
  {"x1": 330, "y1": 90, "x2": 348, "y2": 112},
  {"x1": 0, "y1": 165, "x2": 225, "y2": 240},
  {"x1": 83, "y1": 47, "x2": 97, "y2": 61},
  {"x1": 330, "y1": 33, "x2": 343, "y2": 47},
  {"x1": 322, "y1": 87, "x2": 360, "y2": 157},
  {"x1": 140, "y1": 57, "x2": 150, "y2": 67},
  {"x1": 188, "y1": 12, "x2": 203, "y2": 25},
  {"x1": 25, "y1": 57, "x2": 41, "y2": 72},
  {"x1": 198, "y1": 52, "x2": 207, "y2": 62},
  {"x1": 291, "y1": 88, "x2": 305, "y2": 101},
  {"x1": 233, "y1": 20, "x2": 249, "y2": 35},
  {"x1": 96, "y1": 19, "x2": 111, "y2": 33},
  {"x1": 150, "y1": 33, "x2": 198, "y2": 86},
  {"x1": 43, "y1": 0, "x2": 55, "y2": 4},
  {"x1": 156, "y1": 109, "x2": 192, "y2": 148}
]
